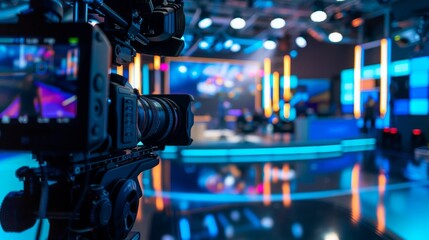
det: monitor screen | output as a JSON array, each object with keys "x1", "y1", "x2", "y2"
[
  {"x1": 0, "y1": 39, "x2": 79, "y2": 122},
  {"x1": 168, "y1": 58, "x2": 261, "y2": 120}
]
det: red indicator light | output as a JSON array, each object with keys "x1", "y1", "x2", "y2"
[
  {"x1": 390, "y1": 128, "x2": 398, "y2": 134},
  {"x1": 412, "y1": 129, "x2": 422, "y2": 135}
]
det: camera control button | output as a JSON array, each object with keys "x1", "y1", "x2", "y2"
[
  {"x1": 94, "y1": 99, "x2": 103, "y2": 117},
  {"x1": 92, "y1": 125, "x2": 100, "y2": 136},
  {"x1": 93, "y1": 74, "x2": 104, "y2": 92}
]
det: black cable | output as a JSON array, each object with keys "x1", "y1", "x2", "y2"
[
  {"x1": 59, "y1": 152, "x2": 91, "y2": 240},
  {"x1": 35, "y1": 160, "x2": 49, "y2": 240}
]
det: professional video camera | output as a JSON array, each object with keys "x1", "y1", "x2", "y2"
[{"x1": 0, "y1": 0, "x2": 193, "y2": 239}]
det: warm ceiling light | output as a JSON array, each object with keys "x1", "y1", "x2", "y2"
[
  {"x1": 270, "y1": 18, "x2": 286, "y2": 29},
  {"x1": 328, "y1": 32, "x2": 343, "y2": 43},
  {"x1": 295, "y1": 36, "x2": 307, "y2": 48},
  {"x1": 230, "y1": 17, "x2": 246, "y2": 29},
  {"x1": 198, "y1": 17, "x2": 213, "y2": 29},
  {"x1": 311, "y1": 10, "x2": 327, "y2": 22},
  {"x1": 263, "y1": 39, "x2": 277, "y2": 50}
]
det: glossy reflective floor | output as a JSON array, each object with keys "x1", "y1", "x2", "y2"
[
  {"x1": 0, "y1": 147, "x2": 428, "y2": 240},
  {"x1": 133, "y1": 149, "x2": 429, "y2": 240}
]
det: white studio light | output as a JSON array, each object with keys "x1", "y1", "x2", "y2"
[
  {"x1": 310, "y1": 10, "x2": 327, "y2": 22},
  {"x1": 328, "y1": 32, "x2": 343, "y2": 43},
  {"x1": 230, "y1": 17, "x2": 246, "y2": 30},
  {"x1": 198, "y1": 17, "x2": 213, "y2": 29},
  {"x1": 230, "y1": 43, "x2": 241, "y2": 52},
  {"x1": 270, "y1": 18, "x2": 286, "y2": 29},
  {"x1": 263, "y1": 40, "x2": 277, "y2": 50},
  {"x1": 199, "y1": 40, "x2": 210, "y2": 49},
  {"x1": 224, "y1": 39, "x2": 233, "y2": 48},
  {"x1": 295, "y1": 36, "x2": 307, "y2": 48}
]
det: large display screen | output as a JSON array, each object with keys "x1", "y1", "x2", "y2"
[
  {"x1": 0, "y1": 38, "x2": 79, "y2": 123},
  {"x1": 167, "y1": 58, "x2": 261, "y2": 121}
]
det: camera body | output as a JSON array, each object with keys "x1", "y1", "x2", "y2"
[
  {"x1": 0, "y1": 22, "x2": 194, "y2": 154},
  {"x1": 0, "y1": 1, "x2": 193, "y2": 239}
]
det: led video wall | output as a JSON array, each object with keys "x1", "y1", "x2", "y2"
[
  {"x1": 167, "y1": 57, "x2": 261, "y2": 120},
  {"x1": 341, "y1": 56, "x2": 429, "y2": 117}
]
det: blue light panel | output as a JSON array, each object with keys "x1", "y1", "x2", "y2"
[
  {"x1": 391, "y1": 59, "x2": 410, "y2": 76},
  {"x1": 410, "y1": 57, "x2": 429, "y2": 72},
  {"x1": 410, "y1": 99, "x2": 429, "y2": 115},
  {"x1": 410, "y1": 87, "x2": 429, "y2": 99},
  {"x1": 394, "y1": 99, "x2": 409, "y2": 115},
  {"x1": 410, "y1": 71, "x2": 429, "y2": 88}
]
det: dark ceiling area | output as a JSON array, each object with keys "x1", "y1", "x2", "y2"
[
  {"x1": 0, "y1": 0, "x2": 428, "y2": 60},
  {"x1": 180, "y1": 0, "x2": 429, "y2": 58}
]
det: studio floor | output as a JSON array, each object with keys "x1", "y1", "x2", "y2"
[{"x1": 0, "y1": 136, "x2": 428, "y2": 239}]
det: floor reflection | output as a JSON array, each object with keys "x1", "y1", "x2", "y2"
[{"x1": 134, "y1": 150, "x2": 429, "y2": 240}]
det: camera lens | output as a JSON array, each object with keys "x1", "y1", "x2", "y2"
[{"x1": 137, "y1": 96, "x2": 180, "y2": 145}]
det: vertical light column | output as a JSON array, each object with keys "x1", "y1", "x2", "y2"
[
  {"x1": 128, "y1": 63, "x2": 134, "y2": 86},
  {"x1": 134, "y1": 53, "x2": 142, "y2": 93},
  {"x1": 154, "y1": 55, "x2": 161, "y2": 93},
  {"x1": 379, "y1": 38, "x2": 390, "y2": 118},
  {"x1": 273, "y1": 72, "x2": 280, "y2": 112},
  {"x1": 142, "y1": 64, "x2": 150, "y2": 95},
  {"x1": 354, "y1": 46, "x2": 362, "y2": 119},
  {"x1": 263, "y1": 58, "x2": 272, "y2": 118},
  {"x1": 283, "y1": 55, "x2": 291, "y2": 119},
  {"x1": 283, "y1": 55, "x2": 291, "y2": 101}
]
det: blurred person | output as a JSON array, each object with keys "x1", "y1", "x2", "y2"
[
  {"x1": 363, "y1": 95, "x2": 377, "y2": 135},
  {"x1": 19, "y1": 73, "x2": 42, "y2": 117}
]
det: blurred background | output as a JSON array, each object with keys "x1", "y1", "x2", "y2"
[{"x1": 1, "y1": 0, "x2": 429, "y2": 239}]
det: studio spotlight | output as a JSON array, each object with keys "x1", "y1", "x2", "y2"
[
  {"x1": 198, "y1": 17, "x2": 213, "y2": 29},
  {"x1": 263, "y1": 39, "x2": 277, "y2": 50},
  {"x1": 295, "y1": 35, "x2": 307, "y2": 48},
  {"x1": 271, "y1": 18, "x2": 286, "y2": 29},
  {"x1": 230, "y1": 17, "x2": 246, "y2": 30},
  {"x1": 328, "y1": 32, "x2": 343, "y2": 43},
  {"x1": 199, "y1": 40, "x2": 210, "y2": 50},
  {"x1": 231, "y1": 43, "x2": 241, "y2": 52},
  {"x1": 224, "y1": 39, "x2": 233, "y2": 48},
  {"x1": 310, "y1": 1, "x2": 327, "y2": 22}
]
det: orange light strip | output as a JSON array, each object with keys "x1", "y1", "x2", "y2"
[
  {"x1": 282, "y1": 164, "x2": 291, "y2": 207},
  {"x1": 354, "y1": 45, "x2": 362, "y2": 119},
  {"x1": 272, "y1": 166, "x2": 279, "y2": 183},
  {"x1": 283, "y1": 55, "x2": 291, "y2": 102},
  {"x1": 283, "y1": 103, "x2": 290, "y2": 119},
  {"x1": 263, "y1": 163, "x2": 271, "y2": 206},
  {"x1": 134, "y1": 53, "x2": 142, "y2": 93},
  {"x1": 128, "y1": 63, "x2": 134, "y2": 86},
  {"x1": 377, "y1": 171, "x2": 386, "y2": 233},
  {"x1": 351, "y1": 163, "x2": 360, "y2": 223},
  {"x1": 273, "y1": 72, "x2": 280, "y2": 112},
  {"x1": 379, "y1": 39, "x2": 389, "y2": 118},
  {"x1": 154, "y1": 55, "x2": 161, "y2": 71},
  {"x1": 152, "y1": 161, "x2": 164, "y2": 211},
  {"x1": 137, "y1": 173, "x2": 144, "y2": 221},
  {"x1": 116, "y1": 65, "x2": 123, "y2": 76},
  {"x1": 263, "y1": 58, "x2": 272, "y2": 118}
]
